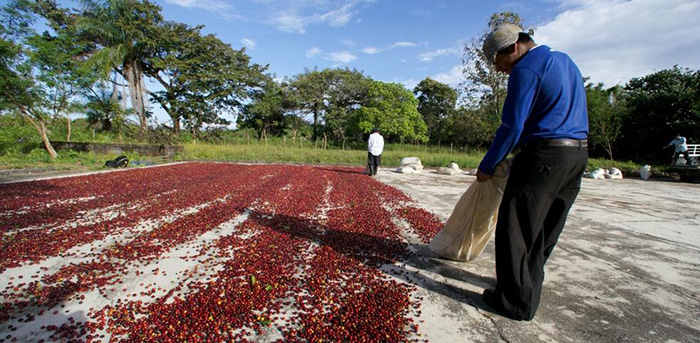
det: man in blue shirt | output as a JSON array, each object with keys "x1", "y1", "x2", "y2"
[
  {"x1": 664, "y1": 134, "x2": 692, "y2": 165},
  {"x1": 476, "y1": 24, "x2": 589, "y2": 321}
]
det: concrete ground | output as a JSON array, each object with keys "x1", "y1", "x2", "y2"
[
  {"x1": 375, "y1": 167, "x2": 700, "y2": 343},
  {"x1": 2, "y1": 165, "x2": 699, "y2": 342}
]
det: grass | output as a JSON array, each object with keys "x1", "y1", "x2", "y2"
[
  {"x1": 0, "y1": 139, "x2": 663, "y2": 176},
  {"x1": 179, "y1": 142, "x2": 485, "y2": 169},
  {"x1": 0, "y1": 147, "x2": 166, "y2": 171}
]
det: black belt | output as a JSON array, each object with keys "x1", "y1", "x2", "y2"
[{"x1": 525, "y1": 139, "x2": 587, "y2": 149}]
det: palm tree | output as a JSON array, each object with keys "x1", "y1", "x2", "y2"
[{"x1": 77, "y1": 0, "x2": 162, "y2": 137}]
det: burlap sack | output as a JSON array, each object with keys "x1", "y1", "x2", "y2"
[{"x1": 429, "y1": 160, "x2": 510, "y2": 262}]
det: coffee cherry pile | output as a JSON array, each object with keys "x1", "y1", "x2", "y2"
[
  {"x1": 0, "y1": 163, "x2": 443, "y2": 342},
  {"x1": 396, "y1": 207, "x2": 443, "y2": 244}
]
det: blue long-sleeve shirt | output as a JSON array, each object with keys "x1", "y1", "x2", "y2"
[{"x1": 478, "y1": 45, "x2": 589, "y2": 175}]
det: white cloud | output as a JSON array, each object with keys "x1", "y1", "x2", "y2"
[
  {"x1": 305, "y1": 47, "x2": 322, "y2": 58},
  {"x1": 166, "y1": 0, "x2": 372, "y2": 33},
  {"x1": 390, "y1": 41, "x2": 418, "y2": 48},
  {"x1": 325, "y1": 51, "x2": 357, "y2": 63},
  {"x1": 271, "y1": 14, "x2": 307, "y2": 33},
  {"x1": 164, "y1": 0, "x2": 239, "y2": 19},
  {"x1": 431, "y1": 65, "x2": 465, "y2": 88},
  {"x1": 240, "y1": 38, "x2": 256, "y2": 49},
  {"x1": 418, "y1": 47, "x2": 460, "y2": 62},
  {"x1": 164, "y1": 0, "x2": 230, "y2": 10},
  {"x1": 340, "y1": 39, "x2": 356, "y2": 47},
  {"x1": 305, "y1": 48, "x2": 357, "y2": 64},
  {"x1": 361, "y1": 41, "x2": 419, "y2": 54},
  {"x1": 267, "y1": 0, "x2": 370, "y2": 33},
  {"x1": 319, "y1": 3, "x2": 356, "y2": 27},
  {"x1": 536, "y1": 0, "x2": 700, "y2": 87}
]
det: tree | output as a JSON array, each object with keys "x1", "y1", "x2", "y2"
[
  {"x1": 414, "y1": 77, "x2": 457, "y2": 145},
  {"x1": 460, "y1": 12, "x2": 530, "y2": 140},
  {"x1": 586, "y1": 83, "x2": 624, "y2": 160},
  {"x1": 291, "y1": 68, "x2": 370, "y2": 142},
  {"x1": 238, "y1": 79, "x2": 293, "y2": 139},
  {"x1": 146, "y1": 21, "x2": 267, "y2": 135},
  {"x1": 618, "y1": 66, "x2": 700, "y2": 162},
  {"x1": 322, "y1": 69, "x2": 370, "y2": 145},
  {"x1": 27, "y1": 3, "x2": 96, "y2": 142},
  {"x1": 291, "y1": 69, "x2": 326, "y2": 140},
  {"x1": 449, "y1": 106, "x2": 494, "y2": 149},
  {"x1": 85, "y1": 82, "x2": 130, "y2": 139},
  {"x1": 77, "y1": 0, "x2": 164, "y2": 137},
  {"x1": 0, "y1": 0, "x2": 57, "y2": 157},
  {"x1": 352, "y1": 81, "x2": 427, "y2": 143}
]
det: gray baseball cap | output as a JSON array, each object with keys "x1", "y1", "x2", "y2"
[{"x1": 482, "y1": 23, "x2": 524, "y2": 63}]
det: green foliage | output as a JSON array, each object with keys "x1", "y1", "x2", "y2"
[
  {"x1": 414, "y1": 77, "x2": 457, "y2": 144},
  {"x1": 238, "y1": 79, "x2": 292, "y2": 138},
  {"x1": 78, "y1": 0, "x2": 165, "y2": 134},
  {"x1": 353, "y1": 81, "x2": 427, "y2": 143},
  {"x1": 290, "y1": 68, "x2": 370, "y2": 141},
  {"x1": 586, "y1": 83, "x2": 625, "y2": 160},
  {"x1": 449, "y1": 107, "x2": 494, "y2": 149},
  {"x1": 617, "y1": 66, "x2": 700, "y2": 163},
  {"x1": 147, "y1": 21, "x2": 267, "y2": 135},
  {"x1": 456, "y1": 12, "x2": 530, "y2": 148}
]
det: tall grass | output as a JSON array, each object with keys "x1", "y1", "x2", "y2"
[
  {"x1": 0, "y1": 134, "x2": 652, "y2": 175},
  {"x1": 178, "y1": 142, "x2": 485, "y2": 168}
]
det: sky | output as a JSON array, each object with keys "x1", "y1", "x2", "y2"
[
  {"x1": 150, "y1": 0, "x2": 700, "y2": 90},
  {"x1": 17, "y1": 0, "x2": 700, "y2": 124}
]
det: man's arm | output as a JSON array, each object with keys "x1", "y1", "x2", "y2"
[{"x1": 477, "y1": 68, "x2": 539, "y2": 181}]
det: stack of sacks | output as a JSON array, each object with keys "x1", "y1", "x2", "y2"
[
  {"x1": 605, "y1": 167, "x2": 623, "y2": 179},
  {"x1": 437, "y1": 162, "x2": 462, "y2": 175},
  {"x1": 397, "y1": 157, "x2": 424, "y2": 174}
]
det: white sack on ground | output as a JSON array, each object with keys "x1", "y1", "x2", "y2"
[
  {"x1": 584, "y1": 168, "x2": 605, "y2": 179},
  {"x1": 640, "y1": 165, "x2": 651, "y2": 180},
  {"x1": 605, "y1": 167, "x2": 623, "y2": 179},
  {"x1": 397, "y1": 166, "x2": 418, "y2": 174},
  {"x1": 429, "y1": 160, "x2": 510, "y2": 262},
  {"x1": 400, "y1": 157, "x2": 422, "y2": 167},
  {"x1": 437, "y1": 167, "x2": 460, "y2": 175}
]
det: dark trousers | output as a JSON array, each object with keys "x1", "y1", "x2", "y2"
[
  {"x1": 367, "y1": 152, "x2": 381, "y2": 175},
  {"x1": 493, "y1": 145, "x2": 587, "y2": 320}
]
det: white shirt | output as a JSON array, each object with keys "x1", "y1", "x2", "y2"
[
  {"x1": 368, "y1": 132, "x2": 384, "y2": 156},
  {"x1": 668, "y1": 137, "x2": 688, "y2": 152}
]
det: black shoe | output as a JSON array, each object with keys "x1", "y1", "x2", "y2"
[{"x1": 481, "y1": 288, "x2": 530, "y2": 321}]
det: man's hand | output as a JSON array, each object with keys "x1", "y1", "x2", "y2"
[{"x1": 476, "y1": 169, "x2": 493, "y2": 183}]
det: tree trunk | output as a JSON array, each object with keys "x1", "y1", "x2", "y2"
[
  {"x1": 312, "y1": 110, "x2": 319, "y2": 140},
  {"x1": 139, "y1": 74, "x2": 148, "y2": 129},
  {"x1": 66, "y1": 115, "x2": 72, "y2": 142},
  {"x1": 125, "y1": 61, "x2": 147, "y2": 137},
  {"x1": 606, "y1": 141, "x2": 614, "y2": 161},
  {"x1": 39, "y1": 121, "x2": 57, "y2": 159},
  {"x1": 21, "y1": 107, "x2": 57, "y2": 159},
  {"x1": 172, "y1": 112, "x2": 180, "y2": 134}
]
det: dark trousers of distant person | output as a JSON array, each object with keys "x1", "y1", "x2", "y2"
[
  {"x1": 367, "y1": 152, "x2": 381, "y2": 176},
  {"x1": 491, "y1": 144, "x2": 588, "y2": 320}
]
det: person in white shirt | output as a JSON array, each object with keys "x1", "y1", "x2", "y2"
[
  {"x1": 664, "y1": 133, "x2": 692, "y2": 165},
  {"x1": 367, "y1": 127, "x2": 384, "y2": 176}
]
